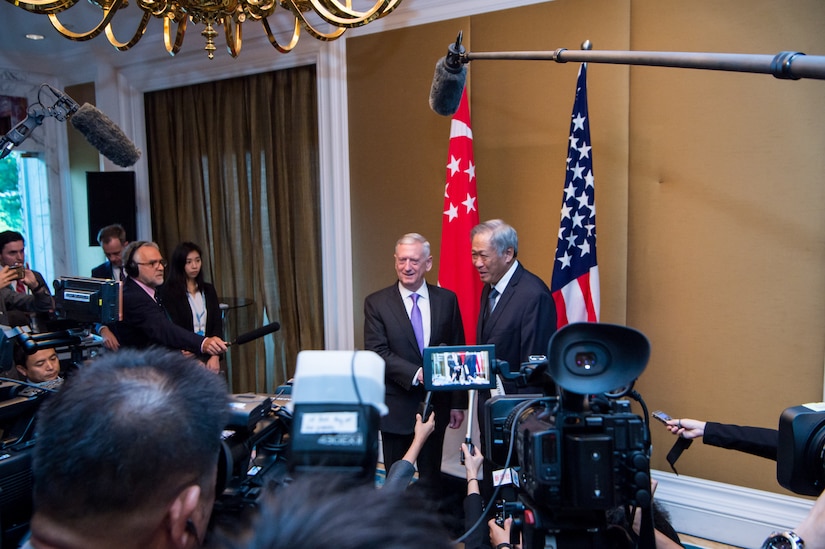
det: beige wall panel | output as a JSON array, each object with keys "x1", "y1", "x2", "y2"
[
  {"x1": 349, "y1": 0, "x2": 631, "y2": 345},
  {"x1": 629, "y1": 1, "x2": 825, "y2": 493},
  {"x1": 348, "y1": 18, "x2": 473, "y2": 348},
  {"x1": 348, "y1": 0, "x2": 825, "y2": 494},
  {"x1": 471, "y1": 0, "x2": 631, "y2": 324}
]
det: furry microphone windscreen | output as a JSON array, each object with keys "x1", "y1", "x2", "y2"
[
  {"x1": 428, "y1": 57, "x2": 467, "y2": 117},
  {"x1": 70, "y1": 103, "x2": 142, "y2": 168}
]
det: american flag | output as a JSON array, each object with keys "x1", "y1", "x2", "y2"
[
  {"x1": 551, "y1": 64, "x2": 600, "y2": 328},
  {"x1": 438, "y1": 88, "x2": 483, "y2": 343}
]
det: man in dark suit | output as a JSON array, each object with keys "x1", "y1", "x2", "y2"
[
  {"x1": 472, "y1": 219, "x2": 556, "y2": 391},
  {"x1": 91, "y1": 223, "x2": 128, "y2": 281},
  {"x1": 364, "y1": 233, "x2": 466, "y2": 499},
  {"x1": 472, "y1": 219, "x2": 555, "y2": 493},
  {"x1": 0, "y1": 230, "x2": 54, "y2": 329},
  {"x1": 112, "y1": 241, "x2": 226, "y2": 362}
]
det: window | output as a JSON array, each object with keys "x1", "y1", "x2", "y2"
[{"x1": 0, "y1": 152, "x2": 53, "y2": 283}]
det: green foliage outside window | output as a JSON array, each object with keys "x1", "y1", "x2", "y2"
[{"x1": 0, "y1": 156, "x2": 23, "y2": 232}]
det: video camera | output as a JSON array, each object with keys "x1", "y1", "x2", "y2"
[
  {"x1": 777, "y1": 403, "x2": 825, "y2": 496},
  {"x1": 52, "y1": 276, "x2": 121, "y2": 326},
  {"x1": 481, "y1": 323, "x2": 656, "y2": 548},
  {"x1": 210, "y1": 350, "x2": 388, "y2": 529}
]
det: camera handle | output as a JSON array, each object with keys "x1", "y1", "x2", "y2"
[{"x1": 460, "y1": 389, "x2": 476, "y2": 465}]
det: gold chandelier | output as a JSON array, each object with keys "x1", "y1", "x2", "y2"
[{"x1": 6, "y1": 0, "x2": 402, "y2": 58}]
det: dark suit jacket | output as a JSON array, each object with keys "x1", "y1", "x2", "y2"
[
  {"x1": 113, "y1": 277, "x2": 205, "y2": 353},
  {"x1": 91, "y1": 261, "x2": 114, "y2": 279},
  {"x1": 3, "y1": 270, "x2": 54, "y2": 328},
  {"x1": 159, "y1": 282, "x2": 223, "y2": 338},
  {"x1": 364, "y1": 282, "x2": 466, "y2": 434},
  {"x1": 477, "y1": 262, "x2": 556, "y2": 389}
]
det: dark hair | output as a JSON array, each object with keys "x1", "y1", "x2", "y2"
[
  {"x1": 166, "y1": 241, "x2": 205, "y2": 296},
  {"x1": 32, "y1": 348, "x2": 228, "y2": 523},
  {"x1": 208, "y1": 475, "x2": 454, "y2": 549},
  {"x1": 96, "y1": 224, "x2": 126, "y2": 246},
  {"x1": 0, "y1": 231, "x2": 24, "y2": 254},
  {"x1": 12, "y1": 340, "x2": 32, "y2": 369}
]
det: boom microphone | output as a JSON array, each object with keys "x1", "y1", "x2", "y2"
[
  {"x1": 229, "y1": 322, "x2": 281, "y2": 346},
  {"x1": 69, "y1": 103, "x2": 142, "y2": 168},
  {"x1": 429, "y1": 31, "x2": 468, "y2": 117}
]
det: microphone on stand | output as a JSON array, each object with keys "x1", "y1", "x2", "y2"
[{"x1": 429, "y1": 31, "x2": 468, "y2": 117}]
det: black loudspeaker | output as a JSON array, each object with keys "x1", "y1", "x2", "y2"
[{"x1": 86, "y1": 171, "x2": 137, "y2": 247}]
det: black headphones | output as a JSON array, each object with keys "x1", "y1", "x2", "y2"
[{"x1": 124, "y1": 241, "x2": 149, "y2": 278}]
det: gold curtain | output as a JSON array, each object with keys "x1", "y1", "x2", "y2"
[{"x1": 143, "y1": 65, "x2": 324, "y2": 392}]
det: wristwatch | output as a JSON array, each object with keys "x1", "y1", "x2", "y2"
[{"x1": 762, "y1": 531, "x2": 804, "y2": 549}]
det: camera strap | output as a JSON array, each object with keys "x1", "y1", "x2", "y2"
[{"x1": 665, "y1": 436, "x2": 693, "y2": 474}]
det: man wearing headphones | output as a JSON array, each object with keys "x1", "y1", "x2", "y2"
[{"x1": 112, "y1": 241, "x2": 227, "y2": 359}]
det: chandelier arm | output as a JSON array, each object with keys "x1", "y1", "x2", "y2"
[
  {"x1": 281, "y1": 1, "x2": 345, "y2": 40},
  {"x1": 306, "y1": 0, "x2": 400, "y2": 27},
  {"x1": 163, "y1": 15, "x2": 187, "y2": 56},
  {"x1": 296, "y1": 15, "x2": 346, "y2": 41},
  {"x1": 104, "y1": 9, "x2": 152, "y2": 50},
  {"x1": 4, "y1": 0, "x2": 80, "y2": 16},
  {"x1": 224, "y1": 18, "x2": 242, "y2": 58},
  {"x1": 46, "y1": 0, "x2": 124, "y2": 41},
  {"x1": 261, "y1": 16, "x2": 301, "y2": 53}
]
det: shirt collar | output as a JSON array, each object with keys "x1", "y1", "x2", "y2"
[
  {"x1": 492, "y1": 259, "x2": 519, "y2": 295},
  {"x1": 397, "y1": 281, "x2": 429, "y2": 300},
  {"x1": 132, "y1": 277, "x2": 158, "y2": 300}
]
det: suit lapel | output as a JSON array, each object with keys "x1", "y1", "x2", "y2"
[{"x1": 479, "y1": 264, "x2": 524, "y2": 340}]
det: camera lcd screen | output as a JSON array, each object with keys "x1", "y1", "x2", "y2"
[{"x1": 422, "y1": 344, "x2": 496, "y2": 391}]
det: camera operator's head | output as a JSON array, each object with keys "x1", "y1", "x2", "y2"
[
  {"x1": 208, "y1": 475, "x2": 454, "y2": 549},
  {"x1": 29, "y1": 348, "x2": 229, "y2": 549},
  {"x1": 13, "y1": 343, "x2": 60, "y2": 384}
]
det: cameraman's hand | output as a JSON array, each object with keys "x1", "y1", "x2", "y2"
[
  {"x1": 0, "y1": 266, "x2": 17, "y2": 287},
  {"x1": 21, "y1": 268, "x2": 37, "y2": 290},
  {"x1": 794, "y1": 489, "x2": 825, "y2": 549},
  {"x1": 665, "y1": 418, "x2": 706, "y2": 439},
  {"x1": 488, "y1": 516, "x2": 513, "y2": 548},
  {"x1": 98, "y1": 325, "x2": 120, "y2": 351}
]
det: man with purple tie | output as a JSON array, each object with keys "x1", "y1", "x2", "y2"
[{"x1": 364, "y1": 233, "x2": 466, "y2": 500}]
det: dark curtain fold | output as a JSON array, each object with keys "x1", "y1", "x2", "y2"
[{"x1": 143, "y1": 66, "x2": 324, "y2": 392}]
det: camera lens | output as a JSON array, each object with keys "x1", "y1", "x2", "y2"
[{"x1": 574, "y1": 352, "x2": 597, "y2": 370}]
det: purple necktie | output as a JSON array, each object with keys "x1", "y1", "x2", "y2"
[{"x1": 410, "y1": 293, "x2": 425, "y2": 354}]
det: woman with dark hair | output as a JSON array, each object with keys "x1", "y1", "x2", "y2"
[{"x1": 160, "y1": 241, "x2": 223, "y2": 373}]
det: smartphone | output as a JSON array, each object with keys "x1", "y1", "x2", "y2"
[
  {"x1": 11, "y1": 265, "x2": 24, "y2": 280},
  {"x1": 652, "y1": 410, "x2": 672, "y2": 424}
]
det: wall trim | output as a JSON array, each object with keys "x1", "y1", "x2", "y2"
[{"x1": 652, "y1": 470, "x2": 813, "y2": 547}]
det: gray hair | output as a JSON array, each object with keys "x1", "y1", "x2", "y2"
[
  {"x1": 395, "y1": 233, "x2": 431, "y2": 257},
  {"x1": 471, "y1": 219, "x2": 518, "y2": 258}
]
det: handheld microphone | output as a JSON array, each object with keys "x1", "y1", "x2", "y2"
[
  {"x1": 228, "y1": 322, "x2": 281, "y2": 346},
  {"x1": 69, "y1": 103, "x2": 142, "y2": 168},
  {"x1": 418, "y1": 390, "x2": 434, "y2": 422},
  {"x1": 429, "y1": 31, "x2": 467, "y2": 117}
]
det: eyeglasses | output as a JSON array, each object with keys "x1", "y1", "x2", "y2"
[{"x1": 135, "y1": 259, "x2": 167, "y2": 269}]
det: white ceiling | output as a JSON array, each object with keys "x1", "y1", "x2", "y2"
[{"x1": 0, "y1": 0, "x2": 552, "y2": 82}]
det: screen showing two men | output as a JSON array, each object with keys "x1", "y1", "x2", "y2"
[{"x1": 422, "y1": 344, "x2": 495, "y2": 391}]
